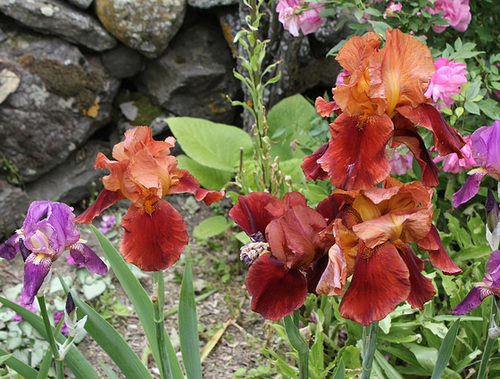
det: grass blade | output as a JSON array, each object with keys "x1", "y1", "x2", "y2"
[
  {"x1": 179, "y1": 254, "x2": 203, "y2": 379},
  {"x1": 58, "y1": 276, "x2": 152, "y2": 378},
  {"x1": 431, "y1": 318, "x2": 461, "y2": 379},
  {"x1": 0, "y1": 349, "x2": 37, "y2": 379},
  {"x1": 91, "y1": 225, "x2": 184, "y2": 378},
  {"x1": 0, "y1": 297, "x2": 98, "y2": 379}
]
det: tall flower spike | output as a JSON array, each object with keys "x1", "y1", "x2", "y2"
[
  {"x1": 302, "y1": 29, "x2": 465, "y2": 190},
  {"x1": 0, "y1": 201, "x2": 107, "y2": 304},
  {"x1": 75, "y1": 126, "x2": 224, "y2": 271}
]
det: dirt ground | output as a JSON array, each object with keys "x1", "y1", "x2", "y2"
[{"x1": 0, "y1": 194, "x2": 279, "y2": 378}]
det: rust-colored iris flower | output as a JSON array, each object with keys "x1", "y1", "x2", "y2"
[
  {"x1": 315, "y1": 178, "x2": 461, "y2": 326},
  {"x1": 76, "y1": 126, "x2": 223, "y2": 271},
  {"x1": 229, "y1": 191, "x2": 337, "y2": 321},
  {"x1": 302, "y1": 29, "x2": 465, "y2": 190}
]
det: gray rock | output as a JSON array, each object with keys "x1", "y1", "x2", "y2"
[
  {"x1": 101, "y1": 44, "x2": 145, "y2": 79},
  {"x1": 0, "y1": 0, "x2": 117, "y2": 52},
  {"x1": 65, "y1": 0, "x2": 93, "y2": 9},
  {"x1": 95, "y1": 0, "x2": 186, "y2": 59},
  {"x1": 25, "y1": 140, "x2": 111, "y2": 205},
  {"x1": 135, "y1": 20, "x2": 239, "y2": 124},
  {"x1": 188, "y1": 0, "x2": 237, "y2": 9},
  {"x1": 0, "y1": 30, "x2": 119, "y2": 183},
  {"x1": 0, "y1": 179, "x2": 30, "y2": 240}
]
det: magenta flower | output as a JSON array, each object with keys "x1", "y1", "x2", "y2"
[
  {"x1": 276, "y1": 0, "x2": 324, "y2": 37},
  {"x1": 434, "y1": 134, "x2": 476, "y2": 173},
  {"x1": 424, "y1": 57, "x2": 467, "y2": 109},
  {"x1": 98, "y1": 215, "x2": 117, "y2": 235},
  {"x1": 53, "y1": 311, "x2": 70, "y2": 336},
  {"x1": 429, "y1": 0, "x2": 471, "y2": 33},
  {"x1": 10, "y1": 299, "x2": 37, "y2": 322},
  {"x1": 453, "y1": 121, "x2": 500, "y2": 207},
  {"x1": 0, "y1": 201, "x2": 108, "y2": 304},
  {"x1": 390, "y1": 147, "x2": 414, "y2": 176},
  {"x1": 453, "y1": 250, "x2": 500, "y2": 315}
]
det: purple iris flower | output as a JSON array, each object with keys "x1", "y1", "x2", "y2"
[
  {"x1": 453, "y1": 250, "x2": 500, "y2": 315},
  {"x1": 0, "y1": 201, "x2": 108, "y2": 305},
  {"x1": 453, "y1": 121, "x2": 500, "y2": 208}
]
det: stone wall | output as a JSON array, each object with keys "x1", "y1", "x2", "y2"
[{"x1": 0, "y1": 0, "x2": 348, "y2": 239}]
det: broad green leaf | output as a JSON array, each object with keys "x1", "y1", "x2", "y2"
[
  {"x1": 179, "y1": 255, "x2": 203, "y2": 379},
  {"x1": 193, "y1": 215, "x2": 232, "y2": 241},
  {"x1": 36, "y1": 347, "x2": 52, "y2": 379},
  {"x1": 58, "y1": 277, "x2": 152, "y2": 379},
  {"x1": 405, "y1": 343, "x2": 438, "y2": 372},
  {"x1": 431, "y1": 319, "x2": 460, "y2": 379},
  {"x1": 167, "y1": 117, "x2": 252, "y2": 172},
  {"x1": 332, "y1": 358, "x2": 345, "y2": 379},
  {"x1": 267, "y1": 94, "x2": 317, "y2": 138},
  {"x1": 90, "y1": 226, "x2": 184, "y2": 378},
  {"x1": 0, "y1": 298, "x2": 98, "y2": 379},
  {"x1": 176, "y1": 155, "x2": 232, "y2": 191}
]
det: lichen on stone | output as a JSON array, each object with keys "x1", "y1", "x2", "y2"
[
  {"x1": 18, "y1": 54, "x2": 104, "y2": 112},
  {"x1": 115, "y1": 91, "x2": 163, "y2": 126}
]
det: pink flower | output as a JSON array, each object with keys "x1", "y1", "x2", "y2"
[
  {"x1": 276, "y1": 0, "x2": 324, "y2": 37},
  {"x1": 424, "y1": 57, "x2": 467, "y2": 109},
  {"x1": 434, "y1": 135, "x2": 476, "y2": 173},
  {"x1": 390, "y1": 147, "x2": 414, "y2": 176},
  {"x1": 335, "y1": 70, "x2": 349, "y2": 86},
  {"x1": 429, "y1": 0, "x2": 471, "y2": 33},
  {"x1": 384, "y1": 1, "x2": 402, "y2": 18}
]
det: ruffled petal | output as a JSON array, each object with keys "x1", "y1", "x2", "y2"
[
  {"x1": 397, "y1": 104, "x2": 465, "y2": 157},
  {"x1": 70, "y1": 243, "x2": 108, "y2": 275},
  {"x1": 452, "y1": 171, "x2": 487, "y2": 208},
  {"x1": 0, "y1": 234, "x2": 20, "y2": 260},
  {"x1": 396, "y1": 242, "x2": 436, "y2": 310},
  {"x1": 315, "y1": 97, "x2": 338, "y2": 117},
  {"x1": 167, "y1": 169, "x2": 224, "y2": 206},
  {"x1": 75, "y1": 189, "x2": 126, "y2": 224},
  {"x1": 266, "y1": 204, "x2": 328, "y2": 269},
  {"x1": 315, "y1": 193, "x2": 346, "y2": 224},
  {"x1": 452, "y1": 287, "x2": 492, "y2": 315},
  {"x1": 393, "y1": 127, "x2": 440, "y2": 187},
  {"x1": 318, "y1": 113, "x2": 393, "y2": 190},
  {"x1": 21, "y1": 254, "x2": 52, "y2": 305},
  {"x1": 301, "y1": 142, "x2": 330, "y2": 182},
  {"x1": 417, "y1": 225, "x2": 462, "y2": 274},
  {"x1": 229, "y1": 192, "x2": 277, "y2": 239},
  {"x1": 315, "y1": 244, "x2": 348, "y2": 296},
  {"x1": 120, "y1": 200, "x2": 188, "y2": 271},
  {"x1": 246, "y1": 254, "x2": 307, "y2": 321},
  {"x1": 339, "y1": 241, "x2": 410, "y2": 326}
]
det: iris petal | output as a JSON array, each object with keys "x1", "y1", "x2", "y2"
[
  {"x1": 417, "y1": 225, "x2": 462, "y2": 274},
  {"x1": 75, "y1": 189, "x2": 126, "y2": 224},
  {"x1": 246, "y1": 254, "x2": 307, "y2": 321},
  {"x1": 120, "y1": 200, "x2": 188, "y2": 271},
  {"x1": 318, "y1": 113, "x2": 393, "y2": 190},
  {"x1": 339, "y1": 241, "x2": 410, "y2": 326}
]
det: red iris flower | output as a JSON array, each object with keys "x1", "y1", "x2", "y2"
[
  {"x1": 229, "y1": 191, "x2": 337, "y2": 321},
  {"x1": 315, "y1": 178, "x2": 461, "y2": 326},
  {"x1": 75, "y1": 126, "x2": 223, "y2": 271},
  {"x1": 302, "y1": 29, "x2": 465, "y2": 190}
]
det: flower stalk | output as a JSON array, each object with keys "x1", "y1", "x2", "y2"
[
  {"x1": 284, "y1": 311, "x2": 309, "y2": 379},
  {"x1": 477, "y1": 296, "x2": 500, "y2": 379},
  {"x1": 361, "y1": 321, "x2": 379, "y2": 379},
  {"x1": 38, "y1": 295, "x2": 64, "y2": 379},
  {"x1": 153, "y1": 270, "x2": 173, "y2": 379}
]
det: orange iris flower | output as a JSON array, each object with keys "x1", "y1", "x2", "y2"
[
  {"x1": 302, "y1": 29, "x2": 465, "y2": 190},
  {"x1": 75, "y1": 126, "x2": 223, "y2": 271},
  {"x1": 315, "y1": 178, "x2": 461, "y2": 326}
]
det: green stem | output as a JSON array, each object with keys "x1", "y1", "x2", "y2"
[
  {"x1": 153, "y1": 271, "x2": 173, "y2": 379},
  {"x1": 37, "y1": 295, "x2": 64, "y2": 379},
  {"x1": 361, "y1": 320, "x2": 379, "y2": 379},
  {"x1": 477, "y1": 296, "x2": 499, "y2": 379},
  {"x1": 284, "y1": 312, "x2": 309, "y2": 379}
]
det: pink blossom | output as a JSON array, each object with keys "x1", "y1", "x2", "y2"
[
  {"x1": 390, "y1": 147, "x2": 414, "y2": 176},
  {"x1": 429, "y1": 0, "x2": 471, "y2": 33},
  {"x1": 434, "y1": 134, "x2": 476, "y2": 173},
  {"x1": 384, "y1": 1, "x2": 402, "y2": 18},
  {"x1": 276, "y1": 0, "x2": 324, "y2": 37},
  {"x1": 424, "y1": 57, "x2": 467, "y2": 109},
  {"x1": 335, "y1": 70, "x2": 349, "y2": 86}
]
